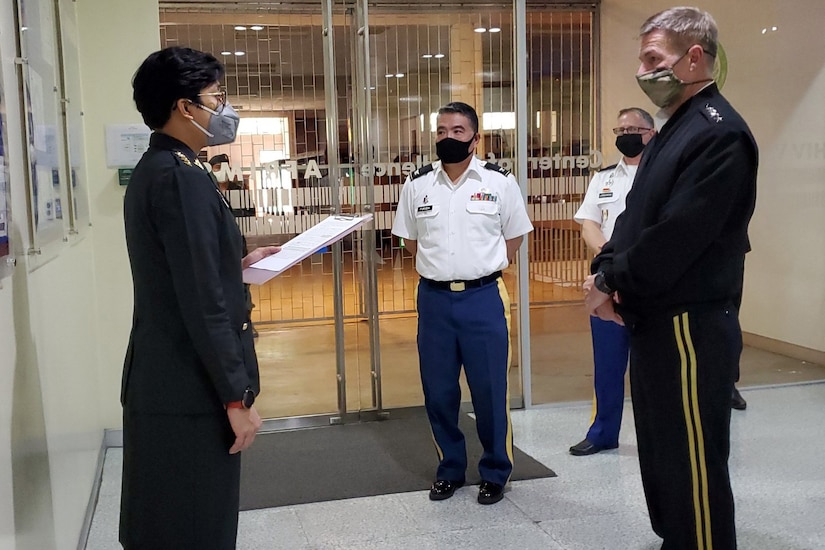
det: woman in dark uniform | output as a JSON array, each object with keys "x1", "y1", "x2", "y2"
[{"x1": 121, "y1": 46, "x2": 278, "y2": 549}]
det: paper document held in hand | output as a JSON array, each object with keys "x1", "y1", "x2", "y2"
[{"x1": 243, "y1": 214, "x2": 373, "y2": 285}]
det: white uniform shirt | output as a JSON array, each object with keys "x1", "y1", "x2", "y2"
[
  {"x1": 574, "y1": 159, "x2": 638, "y2": 240},
  {"x1": 392, "y1": 155, "x2": 533, "y2": 281}
]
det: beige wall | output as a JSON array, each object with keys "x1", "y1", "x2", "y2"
[
  {"x1": 601, "y1": 0, "x2": 825, "y2": 354},
  {"x1": 77, "y1": 0, "x2": 160, "y2": 436}
]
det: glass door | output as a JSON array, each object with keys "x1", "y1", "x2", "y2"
[
  {"x1": 340, "y1": 1, "x2": 529, "y2": 412},
  {"x1": 156, "y1": 0, "x2": 599, "y2": 421}
]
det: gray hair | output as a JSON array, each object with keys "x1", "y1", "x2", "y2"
[
  {"x1": 640, "y1": 6, "x2": 718, "y2": 58},
  {"x1": 618, "y1": 107, "x2": 654, "y2": 129}
]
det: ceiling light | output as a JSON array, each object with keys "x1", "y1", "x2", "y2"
[
  {"x1": 234, "y1": 51, "x2": 246, "y2": 56},
  {"x1": 422, "y1": 54, "x2": 433, "y2": 59},
  {"x1": 234, "y1": 26, "x2": 247, "y2": 31},
  {"x1": 489, "y1": 27, "x2": 501, "y2": 33},
  {"x1": 385, "y1": 74, "x2": 394, "y2": 78},
  {"x1": 474, "y1": 27, "x2": 487, "y2": 33},
  {"x1": 395, "y1": 73, "x2": 404, "y2": 78},
  {"x1": 434, "y1": 53, "x2": 445, "y2": 59},
  {"x1": 251, "y1": 25, "x2": 264, "y2": 31},
  {"x1": 221, "y1": 51, "x2": 232, "y2": 56}
]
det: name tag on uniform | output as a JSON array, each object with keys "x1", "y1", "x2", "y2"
[
  {"x1": 417, "y1": 205, "x2": 433, "y2": 213},
  {"x1": 598, "y1": 190, "x2": 614, "y2": 199}
]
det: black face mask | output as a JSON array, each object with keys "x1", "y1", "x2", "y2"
[
  {"x1": 615, "y1": 133, "x2": 646, "y2": 158},
  {"x1": 436, "y1": 136, "x2": 475, "y2": 164}
]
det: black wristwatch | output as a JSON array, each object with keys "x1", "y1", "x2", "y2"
[
  {"x1": 227, "y1": 386, "x2": 255, "y2": 409},
  {"x1": 593, "y1": 270, "x2": 615, "y2": 295}
]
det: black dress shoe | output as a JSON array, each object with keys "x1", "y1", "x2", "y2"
[
  {"x1": 429, "y1": 479, "x2": 464, "y2": 501},
  {"x1": 732, "y1": 386, "x2": 747, "y2": 410},
  {"x1": 477, "y1": 481, "x2": 504, "y2": 505},
  {"x1": 569, "y1": 438, "x2": 617, "y2": 456}
]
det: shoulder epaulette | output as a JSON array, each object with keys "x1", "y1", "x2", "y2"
[
  {"x1": 483, "y1": 161, "x2": 511, "y2": 177},
  {"x1": 597, "y1": 163, "x2": 618, "y2": 172},
  {"x1": 172, "y1": 150, "x2": 193, "y2": 167},
  {"x1": 411, "y1": 163, "x2": 435, "y2": 180},
  {"x1": 702, "y1": 103, "x2": 724, "y2": 123}
]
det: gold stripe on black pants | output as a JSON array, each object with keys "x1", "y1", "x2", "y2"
[
  {"x1": 629, "y1": 305, "x2": 738, "y2": 550},
  {"x1": 673, "y1": 312, "x2": 712, "y2": 550}
]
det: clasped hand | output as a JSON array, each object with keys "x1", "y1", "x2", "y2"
[{"x1": 583, "y1": 274, "x2": 624, "y2": 326}]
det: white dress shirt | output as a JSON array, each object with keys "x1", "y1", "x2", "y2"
[
  {"x1": 574, "y1": 158, "x2": 638, "y2": 241},
  {"x1": 392, "y1": 155, "x2": 533, "y2": 281}
]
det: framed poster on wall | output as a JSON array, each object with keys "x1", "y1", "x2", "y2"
[
  {"x1": 0, "y1": 41, "x2": 12, "y2": 280},
  {"x1": 0, "y1": 84, "x2": 9, "y2": 260},
  {"x1": 15, "y1": 0, "x2": 67, "y2": 253}
]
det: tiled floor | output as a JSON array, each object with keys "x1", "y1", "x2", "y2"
[{"x1": 87, "y1": 382, "x2": 825, "y2": 549}]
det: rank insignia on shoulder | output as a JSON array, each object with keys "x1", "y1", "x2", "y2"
[
  {"x1": 173, "y1": 150, "x2": 192, "y2": 166},
  {"x1": 704, "y1": 104, "x2": 723, "y2": 123},
  {"x1": 484, "y1": 161, "x2": 511, "y2": 177},
  {"x1": 411, "y1": 163, "x2": 435, "y2": 180},
  {"x1": 598, "y1": 163, "x2": 618, "y2": 173}
]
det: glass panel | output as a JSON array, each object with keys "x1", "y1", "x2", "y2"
[
  {"x1": 358, "y1": 4, "x2": 526, "y2": 409},
  {"x1": 525, "y1": 8, "x2": 597, "y2": 405},
  {"x1": 55, "y1": 0, "x2": 90, "y2": 234},
  {"x1": 161, "y1": 7, "x2": 353, "y2": 419},
  {"x1": 158, "y1": 1, "x2": 598, "y2": 417}
]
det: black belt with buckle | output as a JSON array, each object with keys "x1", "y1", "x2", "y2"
[{"x1": 421, "y1": 271, "x2": 502, "y2": 292}]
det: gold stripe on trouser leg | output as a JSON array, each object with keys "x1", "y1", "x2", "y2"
[
  {"x1": 673, "y1": 312, "x2": 713, "y2": 550},
  {"x1": 588, "y1": 392, "x2": 598, "y2": 426},
  {"x1": 497, "y1": 278, "x2": 514, "y2": 483},
  {"x1": 416, "y1": 281, "x2": 444, "y2": 462}
]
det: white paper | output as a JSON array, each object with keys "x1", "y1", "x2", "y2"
[
  {"x1": 243, "y1": 214, "x2": 373, "y2": 284},
  {"x1": 105, "y1": 124, "x2": 152, "y2": 168}
]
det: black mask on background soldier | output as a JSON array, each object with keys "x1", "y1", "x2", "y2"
[
  {"x1": 615, "y1": 133, "x2": 646, "y2": 158},
  {"x1": 436, "y1": 136, "x2": 475, "y2": 164}
]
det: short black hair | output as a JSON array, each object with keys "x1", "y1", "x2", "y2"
[
  {"x1": 132, "y1": 46, "x2": 225, "y2": 130},
  {"x1": 437, "y1": 101, "x2": 479, "y2": 134}
]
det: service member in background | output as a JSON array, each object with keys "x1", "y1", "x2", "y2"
[
  {"x1": 584, "y1": 8, "x2": 757, "y2": 548},
  {"x1": 122, "y1": 46, "x2": 278, "y2": 549},
  {"x1": 392, "y1": 101, "x2": 533, "y2": 505},
  {"x1": 569, "y1": 107, "x2": 655, "y2": 456}
]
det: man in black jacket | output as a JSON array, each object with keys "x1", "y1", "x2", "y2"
[
  {"x1": 121, "y1": 47, "x2": 278, "y2": 549},
  {"x1": 585, "y1": 8, "x2": 757, "y2": 549}
]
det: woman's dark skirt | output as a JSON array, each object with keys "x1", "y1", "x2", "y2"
[{"x1": 119, "y1": 409, "x2": 241, "y2": 549}]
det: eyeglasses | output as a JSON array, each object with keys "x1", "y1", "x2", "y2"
[
  {"x1": 612, "y1": 126, "x2": 652, "y2": 135},
  {"x1": 197, "y1": 89, "x2": 227, "y2": 113}
]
